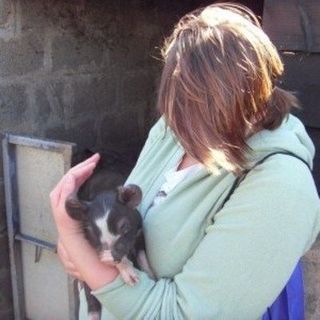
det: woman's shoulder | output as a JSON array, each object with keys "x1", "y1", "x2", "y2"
[
  {"x1": 243, "y1": 151, "x2": 317, "y2": 203},
  {"x1": 214, "y1": 151, "x2": 320, "y2": 256},
  {"x1": 244, "y1": 113, "x2": 317, "y2": 201}
]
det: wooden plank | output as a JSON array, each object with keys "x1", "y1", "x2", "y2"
[
  {"x1": 279, "y1": 52, "x2": 320, "y2": 129},
  {"x1": 263, "y1": 0, "x2": 320, "y2": 53}
]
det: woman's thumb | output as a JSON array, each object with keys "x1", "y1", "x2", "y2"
[{"x1": 60, "y1": 174, "x2": 76, "y2": 204}]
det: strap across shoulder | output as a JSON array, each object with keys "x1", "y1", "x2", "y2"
[{"x1": 218, "y1": 151, "x2": 311, "y2": 211}]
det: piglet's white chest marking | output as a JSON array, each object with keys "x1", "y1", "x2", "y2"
[{"x1": 95, "y1": 210, "x2": 118, "y2": 248}]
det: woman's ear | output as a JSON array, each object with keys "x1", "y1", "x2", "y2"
[
  {"x1": 117, "y1": 184, "x2": 142, "y2": 209},
  {"x1": 65, "y1": 197, "x2": 90, "y2": 221}
]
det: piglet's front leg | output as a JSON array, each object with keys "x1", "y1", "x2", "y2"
[
  {"x1": 100, "y1": 250, "x2": 139, "y2": 286},
  {"x1": 116, "y1": 257, "x2": 139, "y2": 286}
]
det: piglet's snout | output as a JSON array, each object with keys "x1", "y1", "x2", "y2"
[{"x1": 101, "y1": 242, "x2": 109, "y2": 250}]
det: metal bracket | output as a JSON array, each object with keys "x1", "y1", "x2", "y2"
[
  {"x1": 14, "y1": 233, "x2": 57, "y2": 263},
  {"x1": 14, "y1": 233, "x2": 57, "y2": 252}
]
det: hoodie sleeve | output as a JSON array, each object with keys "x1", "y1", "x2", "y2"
[{"x1": 92, "y1": 155, "x2": 320, "y2": 320}]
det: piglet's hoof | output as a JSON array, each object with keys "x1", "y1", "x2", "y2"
[
  {"x1": 117, "y1": 264, "x2": 139, "y2": 286},
  {"x1": 88, "y1": 311, "x2": 100, "y2": 320}
]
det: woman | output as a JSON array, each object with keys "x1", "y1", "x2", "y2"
[{"x1": 50, "y1": 3, "x2": 320, "y2": 319}]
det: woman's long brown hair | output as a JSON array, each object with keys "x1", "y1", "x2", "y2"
[{"x1": 157, "y1": 3, "x2": 299, "y2": 174}]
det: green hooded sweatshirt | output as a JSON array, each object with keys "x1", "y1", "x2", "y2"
[{"x1": 79, "y1": 114, "x2": 320, "y2": 320}]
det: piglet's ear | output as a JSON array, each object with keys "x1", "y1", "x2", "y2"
[
  {"x1": 117, "y1": 184, "x2": 142, "y2": 209},
  {"x1": 65, "y1": 197, "x2": 90, "y2": 221}
]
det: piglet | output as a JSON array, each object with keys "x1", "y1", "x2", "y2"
[{"x1": 65, "y1": 184, "x2": 154, "y2": 320}]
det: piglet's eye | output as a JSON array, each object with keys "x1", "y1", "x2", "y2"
[{"x1": 118, "y1": 219, "x2": 131, "y2": 234}]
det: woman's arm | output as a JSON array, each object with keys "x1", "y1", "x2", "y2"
[{"x1": 88, "y1": 157, "x2": 320, "y2": 320}]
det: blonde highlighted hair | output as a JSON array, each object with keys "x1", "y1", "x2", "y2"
[{"x1": 156, "y1": 2, "x2": 299, "y2": 174}]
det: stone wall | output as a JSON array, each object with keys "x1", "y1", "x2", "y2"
[{"x1": 0, "y1": 0, "x2": 184, "y2": 317}]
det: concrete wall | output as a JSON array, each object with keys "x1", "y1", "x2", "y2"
[{"x1": 0, "y1": 0, "x2": 180, "y2": 317}]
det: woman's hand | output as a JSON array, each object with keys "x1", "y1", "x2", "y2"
[
  {"x1": 50, "y1": 153, "x2": 119, "y2": 289},
  {"x1": 50, "y1": 153, "x2": 100, "y2": 236},
  {"x1": 56, "y1": 233, "x2": 119, "y2": 290},
  {"x1": 58, "y1": 238, "x2": 119, "y2": 281}
]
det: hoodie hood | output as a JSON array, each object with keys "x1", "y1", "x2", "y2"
[{"x1": 247, "y1": 114, "x2": 315, "y2": 169}]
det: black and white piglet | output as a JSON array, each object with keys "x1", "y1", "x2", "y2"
[{"x1": 65, "y1": 182, "x2": 154, "y2": 320}]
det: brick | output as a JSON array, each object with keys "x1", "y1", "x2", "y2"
[
  {"x1": 97, "y1": 110, "x2": 142, "y2": 157},
  {"x1": 0, "y1": 34, "x2": 44, "y2": 76},
  {"x1": 0, "y1": 0, "x2": 11, "y2": 26},
  {"x1": 20, "y1": 0, "x2": 85, "y2": 33},
  {"x1": 34, "y1": 86, "x2": 54, "y2": 125},
  {"x1": 39, "y1": 78, "x2": 113, "y2": 149},
  {"x1": 34, "y1": 82, "x2": 65, "y2": 128},
  {"x1": 71, "y1": 77, "x2": 117, "y2": 117},
  {"x1": 46, "y1": 117, "x2": 97, "y2": 151},
  {"x1": 119, "y1": 71, "x2": 156, "y2": 108},
  {"x1": 52, "y1": 34, "x2": 103, "y2": 71},
  {"x1": 0, "y1": 85, "x2": 28, "y2": 127},
  {"x1": 20, "y1": 0, "x2": 55, "y2": 32},
  {"x1": 107, "y1": 37, "x2": 156, "y2": 71}
]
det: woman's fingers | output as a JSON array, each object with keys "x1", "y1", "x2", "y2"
[
  {"x1": 58, "y1": 174, "x2": 76, "y2": 208},
  {"x1": 61, "y1": 155, "x2": 100, "y2": 192},
  {"x1": 69, "y1": 162, "x2": 97, "y2": 189},
  {"x1": 68, "y1": 154, "x2": 99, "y2": 185},
  {"x1": 72, "y1": 272, "x2": 83, "y2": 280},
  {"x1": 49, "y1": 173, "x2": 77, "y2": 212},
  {"x1": 69, "y1": 153, "x2": 100, "y2": 173},
  {"x1": 50, "y1": 154, "x2": 99, "y2": 208}
]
